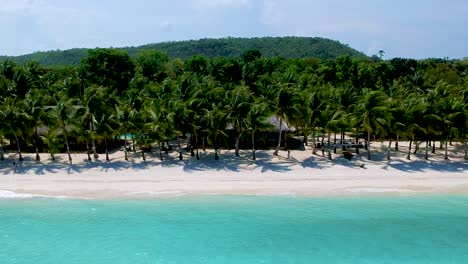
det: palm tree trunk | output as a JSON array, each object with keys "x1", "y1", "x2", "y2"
[
  {"x1": 92, "y1": 139, "x2": 98, "y2": 159},
  {"x1": 273, "y1": 118, "x2": 283, "y2": 156},
  {"x1": 51, "y1": 153, "x2": 55, "y2": 161},
  {"x1": 142, "y1": 148, "x2": 146, "y2": 161},
  {"x1": 444, "y1": 141, "x2": 449, "y2": 160},
  {"x1": 327, "y1": 146, "x2": 332, "y2": 160},
  {"x1": 312, "y1": 128, "x2": 317, "y2": 155},
  {"x1": 124, "y1": 133, "x2": 128, "y2": 161},
  {"x1": 413, "y1": 140, "x2": 419, "y2": 154},
  {"x1": 407, "y1": 139, "x2": 412, "y2": 160},
  {"x1": 425, "y1": 140, "x2": 429, "y2": 160},
  {"x1": 14, "y1": 133, "x2": 23, "y2": 161},
  {"x1": 35, "y1": 126, "x2": 40, "y2": 161},
  {"x1": 91, "y1": 122, "x2": 98, "y2": 159},
  {"x1": 194, "y1": 132, "x2": 200, "y2": 160},
  {"x1": 186, "y1": 134, "x2": 192, "y2": 156},
  {"x1": 177, "y1": 136, "x2": 183, "y2": 160},
  {"x1": 432, "y1": 141, "x2": 436, "y2": 154},
  {"x1": 284, "y1": 131, "x2": 288, "y2": 151},
  {"x1": 86, "y1": 141, "x2": 91, "y2": 161},
  {"x1": 132, "y1": 139, "x2": 136, "y2": 153},
  {"x1": 187, "y1": 135, "x2": 191, "y2": 151},
  {"x1": 367, "y1": 131, "x2": 371, "y2": 160},
  {"x1": 387, "y1": 140, "x2": 392, "y2": 160},
  {"x1": 165, "y1": 141, "x2": 170, "y2": 154},
  {"x1": 395, "y1": 135, "x2": 399, "y2": 151},
  {"x1": 214, "y1": 136, "x2": 219, "y2": 160},
  {"x1": 464, "y1": 138, "x2": 467, "y2": 161},
  {"x1": 63, "y1": 133, "x2": 72, "y2": 164},
  {"x1": 104, "y1": 137, "x2": 110, "y2": 162},
  {"x1": 252, "y1": 130, "x2": 256, "y2": 161},
  {"x1": 0, "y1": 143, "x2": 4, "y2": 161},
  {"x1": 355, "y1": 128, "x2": 360, "y2": 154},
  {"x1": 235, "y1": 135, "x2": 240, "y2": 157},
  {"x1": 158, "y1": 142, "x2": 163, "y2": 160},
  {"x1": 303, "y1": 130, "x2": 308, "y2": 147},
  {"x1": 333, "y1": 131, "x2": 337, "y2": 153}
]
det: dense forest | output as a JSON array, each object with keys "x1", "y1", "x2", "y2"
[
  {"x1": 0, "y1": 47, "x2": 467, "y2": 164},
  {"x1": 0, "y1": 37, "x2": 367, "y2": 66}
]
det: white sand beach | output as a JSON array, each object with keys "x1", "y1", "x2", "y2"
[{"x1": 0, "y1": 141, "x2": 466, "y2": 199}]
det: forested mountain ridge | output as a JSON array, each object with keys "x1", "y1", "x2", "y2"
[{"x1": 0, "y1": 37, "x2": 367, "y2": 66}]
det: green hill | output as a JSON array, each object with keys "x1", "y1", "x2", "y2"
[{"x1": 0, "y1": 37, "x2": 367, "y2": 66}]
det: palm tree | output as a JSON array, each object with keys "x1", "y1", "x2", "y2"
[
  {"x1": 78, "y1": 85, "x2": 116, "y2": 160},
  {"x1": 203, "y1": 103, "x2": 228, "y2": 160},
  {"x1": 401, "y1": 96, "x2": 426, "y2": 160},
  {"x1": 245, "y1": 100, "x2": 271, "y2": 160},
  {"x1": 357, "y1": 90, "x2": 390, "y2": 160},
  {"x1": 272, "y1": 85, "x2": 300, "y2": 156},
  {"x1": 167, "y1": 97, "x2": 188, "y2": 160},
  {"x1": 116, "y1": 98, "x2": 138, "y2": 161},
  {"x1": 48, "y1": 92, "x2": 77, "y2": 164},
  {"x1": 226, "y1": 85, "x2": 251, "y2": 157},
  {"x1": 144, "y1": 98, "x2": 170, "y2": 161},
  {"x1": 23, "y1": 91, "x2": 44, "y2": 161},
  {"x1": 95, "y1": 112, "x2": 117, "y2": 162},
  {"x1": 74, "y1": 125, "x2": 93, "y2": 161},
  {"x1": 385, "y1": 103, "x2": 405, "y2": 160},
  {"x1": 442, "y1": 98, "x2": 466, "y2": 160},
  {"x1": 41, "y1": 129, "x2": 62, "y2": 161},
  {"x1": 0, "y1": 97, "x2": 25, "y2": 161}
]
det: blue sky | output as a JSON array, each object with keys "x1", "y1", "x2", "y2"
[{"x1": 1, "y1": 0, "x2": 467, "y2": 59}]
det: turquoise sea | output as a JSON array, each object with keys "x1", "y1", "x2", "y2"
[{"x1": 1, "y1": 195, "x2": 468, "y2": 264}]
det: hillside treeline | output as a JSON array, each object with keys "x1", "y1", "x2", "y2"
[
  {"x1": 0, "y1": 48, "x2": 467, "y2": 163},
  {"x1": 0, "y1": 37, "x2": 367, "y2": 66}
]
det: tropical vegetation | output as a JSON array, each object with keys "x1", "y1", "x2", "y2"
[{"x1": 0, "y1": 47, "x2": 466, "y2": 164}]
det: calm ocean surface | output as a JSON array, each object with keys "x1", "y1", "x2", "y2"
[{"x1": 1, "y1": 195, "x2": 468, "y2": 264}]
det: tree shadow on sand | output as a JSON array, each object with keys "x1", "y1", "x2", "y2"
[
  {"x1": 180, "y1": 150, "x2": 293, "y2": 173},
  {"x1": 386, "y1": 159, "x2": 467, "y2": 173}
]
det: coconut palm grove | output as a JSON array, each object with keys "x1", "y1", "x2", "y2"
[{"x1": 0, "y1": 38, "x2": 467, "y2": 164}]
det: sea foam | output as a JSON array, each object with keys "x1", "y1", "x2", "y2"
[{"x1": 0, "y1": 190, "x2": 68, "y2": 199}]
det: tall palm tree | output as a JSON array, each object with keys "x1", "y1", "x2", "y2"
[
  {"x1": 23, "y1": 91, "x2": 44, "y2": 161},
  {"x1": 95, "y1": 112, "x2": 117, "y2": 162},
  {"x1": 272, "y1": 85, "x2": 300, "y2": 156},
  {"x1": 226, "y1": 85, "x2": 251, "y2": 157},
  {"x1": 203, "y1": 103, "x2": 228, "y2": 160},
  {"x1": 245, "y1": 100, "x2": 271, "y2": 160},
  {"x1": 41, "y1": 129, "x2": 62, "y2": 161},
  {"x1": 401, "y1": 96, "x2": 426, "y2": 160},
  {"x1": 48, "y1": 92, "x2": 77, "y2": 164},
  {"x1": 0, "y1": 97, "x2": 25, "y2": 161},
  {"x1": 167, "y1": 97, "x2": 188, "y2": 160},
  {"x1": 74, "y1": 125, "x2": 93, "y2": 161},
  {"x1": 442, "y1": 98, "x2": 466, "y2": 160},
  {"x1": 116, "y1": 98, "x2": 138, "y2": 161},
  {"x1": 78, "y1": 85, "x2": 115, "y2": 160},
  {"x1": 144, "y1": 98, "x2": 170, "y2": 161},
  {"x1": 357, "y1": 90, "x2": 390, "y2": 160}
]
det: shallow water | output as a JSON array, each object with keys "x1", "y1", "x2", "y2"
[{"x1": 1, "y1": 195, "x2": 468, "y2": 263}]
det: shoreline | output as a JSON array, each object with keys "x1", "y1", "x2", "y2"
[{"x1": 0, "y1": 144, "x2": 466, "y2": 200}]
